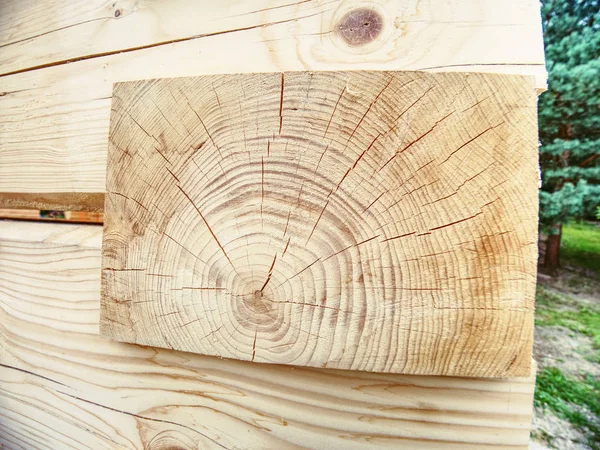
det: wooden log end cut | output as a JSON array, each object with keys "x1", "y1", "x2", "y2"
[{"x1": 101, "y1": 70, "x2": 538, "y2": 377}]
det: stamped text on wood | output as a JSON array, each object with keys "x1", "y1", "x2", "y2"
[{"x1": 101, "y1": 71, "x2": 538, "y2": 377}]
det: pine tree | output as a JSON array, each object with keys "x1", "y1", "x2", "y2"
[{"x1": 539, "y1": 0, "x2": 600, "y2": 272}]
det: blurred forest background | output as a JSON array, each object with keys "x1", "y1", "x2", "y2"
[{"x1": 531, "y1": 0, "x2": 599, "y2": 449}]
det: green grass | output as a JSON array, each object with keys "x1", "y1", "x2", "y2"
[
  {"x1": 535, "y1": 287, "x2": 600, "y2": 353},
  {"x1": 534, "y1": 286, "x2": 600, "y2": 447},
  {"x1": 535, "y1": 222, "x2": 600, "y2": 447},
  {"x1": 535, "y1": 367, "x2": 600, "y2": 449},
  {"x1": 561, "y1": 221, "x2": 600, "y2": 273}
]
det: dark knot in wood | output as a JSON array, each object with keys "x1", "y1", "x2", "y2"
[{"x1": 336, "y1": 8, "x2": 383, "y2": 47}]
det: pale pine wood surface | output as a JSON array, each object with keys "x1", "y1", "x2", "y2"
[
  {"x1": 0, "y1": 0, "x2": 546, "y2": 198},
  {"x1": 0, "y1": 0, "x2": 545, "y2": 78},
  {"x1": 100, "y1": 70, "x2": 538, "y2": 377},
  {"x1": 0, "y1": 220, "x2": 535, "y2": 449}
]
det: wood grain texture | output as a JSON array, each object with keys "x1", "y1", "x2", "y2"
[
  {"x1": 0, "y1": 0, "x2": 545, "y2": 79},
  {"x1": 0, "y1": 0, "x2": 545, "y2": 196},
  {"x1": 101, "y1": 70, "x2": 538, "y2": 377},
  {"x1": 0, "y1": 221, "x2": 536, "y2": 449}
]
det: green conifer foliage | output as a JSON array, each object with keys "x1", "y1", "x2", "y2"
[{"x1": 539, "y1": 0, "x2": 599, "y2": 271}]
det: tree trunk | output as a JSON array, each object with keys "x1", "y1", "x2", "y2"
[{"x1": 544, "y1": 223, "x2": 562, "y2": 274}]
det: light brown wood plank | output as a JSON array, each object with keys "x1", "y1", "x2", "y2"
[
  {"x1": 100, "y1": 70, "x2": 538, "y2": 377},
  {"x1": 0, "y1": 220, "x2": 535, "y2": 449},
  {"x1": 0, "y1": 209, "x2": 104, "y2": 224},
  {"x1": 0, "y1": 209, "x2": 40, "y2": 220},
  {"x1": 0, "y1": 192, "x2": 104, "y2": 211},
  {"x1": 0, "y1": 0, "x2": 546, "y2": 198},
  {"x1": 0, "y1": 0, "x2": 545, "y2": 80}
]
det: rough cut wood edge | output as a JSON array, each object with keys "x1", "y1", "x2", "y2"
[
  {"x1": 0, "y1": 220, "x2": 536, "y2": 449},
  {"x1": 0, "y1": 0, "x2": 546, "y2": 81},
  {"x1": 0, "y1": 0, "x2": 546, "y2": 198}
]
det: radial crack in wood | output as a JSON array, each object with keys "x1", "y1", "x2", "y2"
[{"x1": 101, "y1": 70, "x2": 538, "y2": 377}]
